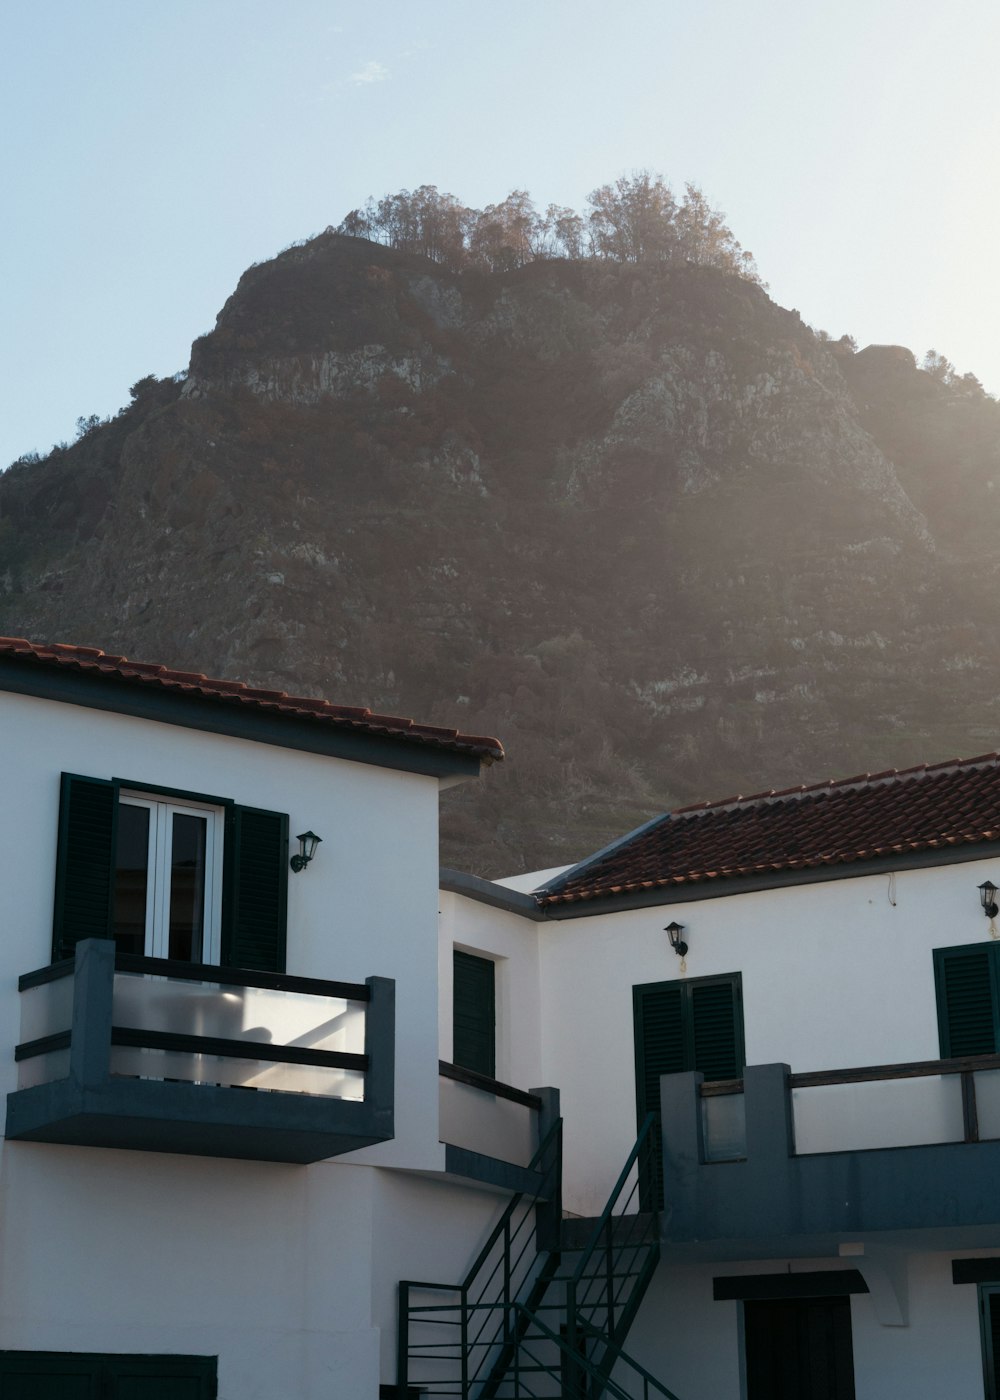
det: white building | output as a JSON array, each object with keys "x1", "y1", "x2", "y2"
[
  {"x1": 442, "y1": 760, "x2": 1000, "y2": 1400},
  {"x1": 6, "y1": 635, "x2": 1000, "y2": 1400},
  {"x1": 0, "y1": 637, "x2": 533, "y2": 1400}
]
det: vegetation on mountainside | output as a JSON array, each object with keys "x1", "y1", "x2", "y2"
[
  {"x1": 5, "y1": 233, "x2": 1000, "y2": 873},
  {"x1": 334, "y1": 171, "x2": 762, "y2": 284}
]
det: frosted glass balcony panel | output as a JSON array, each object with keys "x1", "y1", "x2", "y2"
[
  {"x1": 112, "y1": 973, "x2": 365, "y2": 1054},
  {"x1": 793, "y1": 1075, "x2": 964, "y2": 1155},
  {"x1": 439, "y1": 1076, "x2": 536, "y2": 1166},
  {"x1": 20, "y1": 975, "x2": 75, "y2": 1044},
  {"x1": 17, "y1": 1049, "x2": 71, "y2": 1089},
  {"x1": 109, "y1": 1045, "x2": 364, "y2": 1099},
  {"x1": 702, "y1": 1092, "x2": 746, "y2": 1161},
  {"x1": 974, "y1": 1069, "x2": 1000, "y2": 1140}
]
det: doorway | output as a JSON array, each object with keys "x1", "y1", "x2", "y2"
[{"x1": 743, "y1": 1294, "x2": 856, "y2": 1400}]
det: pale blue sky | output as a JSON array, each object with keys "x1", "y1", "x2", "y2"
[{"x1": 3, "y1": 0, "x2": 999, "y2": 467}]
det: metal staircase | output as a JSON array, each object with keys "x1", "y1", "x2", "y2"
[{"x1": 398, "y1": 1115, "x2": 679, "y2": 1399}]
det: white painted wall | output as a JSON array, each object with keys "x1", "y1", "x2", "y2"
[
  {"x1": 368, "y1": 1168, "x2": 519, "y2": 1385},
  {"x1": 620, "y1": 1259, "x2": 743, "y2": 1399},
  {"x1": 0, "y1": 1143, "x2": 383, "y2": 1400},
  {"x1": 493, "y1": 865, "x2": 571, "y2": 893}
]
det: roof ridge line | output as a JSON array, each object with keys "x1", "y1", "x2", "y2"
[
  {"x1": 535, "y1": 809, "x2": 671, "y2": 897},
  {"x1": 670, "y1": 752, "x2": 1000, "y2": 818}
]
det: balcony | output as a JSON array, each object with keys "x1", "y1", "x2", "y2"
[
  {"x1": 6, "y1": 938, "x2": 394, "y2": 1163},
  {"x1": 660, "y1": 1055, "x2": 1000, "y2": 1255},
  {"x1": 438, "y1": 1061, "x2": 559, "y2": 1196}
]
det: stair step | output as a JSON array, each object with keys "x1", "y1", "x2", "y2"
[
  {"x1": 559, "y1": 1212, "x2": 659, "y2": 1252},
  {"x1": 550, "y1": 1270, "x2": 649, "y2": 1284}
]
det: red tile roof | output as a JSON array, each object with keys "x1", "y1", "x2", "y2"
[
  {"x1": 540, "y1": 753, "x2": 1000, "y2": 905},
  {"x1": 0, "y1": 638, "x2": 504, "y2": 763}
]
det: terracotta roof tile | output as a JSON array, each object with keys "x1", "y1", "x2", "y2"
[
  {"x1": 0, "y1": 637, "x2": 504, "y2": 764},
  {"x1": 541, "y1": 754, "x2": 1000, "y2": 905}
]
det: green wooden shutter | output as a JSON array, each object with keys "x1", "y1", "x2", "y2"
[
  {"x1": 633, "y1": 984, "x2": 684, "y2": 1210},
  {"x1": 453, "y1": 950, "x2": 496, "y2": 1077},
  {"x1": 221, "y1": 805, "x2": 288, "y2": 973},
  {"x1": 634, "y1": 975, "x2": 744, "y2": 1208},
  {"x1": 935, "y1": 945, "x2": 998, "y2": 1058},
  {"x1": 634, "y1": 975, "x2": 743, "y2": 1113},
  {"x1": 51, "y1": 773, "x2": 118, "y2": 962},
  {"x1": 634, "y1": 984, "x2": 685, "y2": 1122},
  {"x1": 690, "y1": 978, "x2": 743, "y2": 1081}
]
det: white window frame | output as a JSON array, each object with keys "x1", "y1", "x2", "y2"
[{"x1": 119, "y1": 792, "x2": 225, "y2": 963}]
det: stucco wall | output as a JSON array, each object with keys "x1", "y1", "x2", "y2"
[
  {"x1": 369, "y1": 1167, "x2": 518, "y2": 1385},
  {"x1": 0, "y1": 1142, "x2": 382, "y2": 1399}
]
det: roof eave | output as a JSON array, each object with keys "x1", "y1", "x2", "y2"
[
  {"x1": 540, "y1": 841, "x2": 1000, "y2": 918},
  {"x1": 0, "y1": 655, "x2": 487, "y2": 781}
]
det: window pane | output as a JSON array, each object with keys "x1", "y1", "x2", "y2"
[
  {"x1": 169, "y1": 814, "x2": 207, "y2": 962},
  {"x1": 114, "y1": 803, "x2": 150, "y2": 956}
]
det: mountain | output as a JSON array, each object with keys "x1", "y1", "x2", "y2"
[{"x1": 3, "y1": 233, "x2": 1000, "y2": 875}]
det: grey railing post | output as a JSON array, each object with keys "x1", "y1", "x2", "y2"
[
  {"x1": 962, "y1": 1070, "x2": 980, "y2": 1142},
  {"x1": 743, "y1": 1064, "x2": 794, "y2": 1158},
  {"x1": 396, "y1": 1281, "x2": 410, "y2": 1399},
  {"x1": 659, "y1": 1068, "x2": 704, "y2": 1224},
  {"x1": 742, "y1": 1063, "x2": 794, "y2": 1235},
  {"x1": 565, "y1": 1278, "x2": 579, "y2": 1398},
  {"x1": 531, "y1": 1086, "x2": 562, "y2": 1251},
  {"x1": 531, "y1": 1084, "x2": 561, "y2": 1147},
  {"x1": 69, "y1": 938, "x2": 115, "y2": 1090},
  {"x1": 460, "y1": 1283, "x2": 469, "y2": 1400},
  {"x1": 364, "y1": 976, "x2": 395, "y2": 1140}
]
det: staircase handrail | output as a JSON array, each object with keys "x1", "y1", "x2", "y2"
[
  {"x1": 511, "y1": 1302, "x2": 683, "y2": 1400},
  {"x1": 399, "y1": 1118, "x2": 561, "y2": 1299},
  {"x1": 463, "y1": 1116, "x2": 562, "y2": 1290},
  {"x1": 570, "y1": 1112, "x2": 658, "y2": 1286},
  {"x1": 398, "y1": 1117, "x2": 562, "y2": 1398}
]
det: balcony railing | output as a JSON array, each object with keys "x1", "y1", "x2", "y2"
[
  {"x1": 660, "y1": 1056, "x2": 1000, "y2": 1248},
  {"x1": 7, "y1": 938, "x2": 394, "y2": 1163},
  {"x1": 699, "y1": 1052, "x2": 1000, "y2": 1162},
  {"x1": 438, "y1": 1061, "x2": 559, "y2": 1194}
]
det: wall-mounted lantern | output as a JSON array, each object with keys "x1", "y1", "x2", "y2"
[
  {"x1": 290, "y1": 830, "x2": 322, "y2": 873},
  {"x1": 666, "y1": 921, "x2": 688, "y2": 958},
  {"x1": 979, "y1": 880, "x2": 999, "y2": 919}
]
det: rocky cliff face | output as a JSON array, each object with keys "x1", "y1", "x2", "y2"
[{"x1": 3, "y1": 235, "x2": 1000, "y2": 874}]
